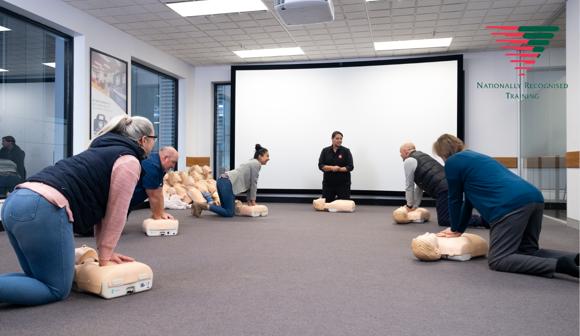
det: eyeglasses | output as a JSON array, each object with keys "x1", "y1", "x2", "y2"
[{"x1": 146, "y1": 135, "x2": 158, "y2": 139}]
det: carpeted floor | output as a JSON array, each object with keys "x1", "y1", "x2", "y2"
[{"x1": 0, "y1": 204, "x2": 578, "y2": 336}]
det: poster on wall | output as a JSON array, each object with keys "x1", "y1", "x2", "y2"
[{"x1": 90, "y1": 48, "x2": 128, "y2": 138}]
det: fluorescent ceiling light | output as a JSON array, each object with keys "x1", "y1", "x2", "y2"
[
  {"x1": 0, "y1": 68, "x2": 8, "y2": 72},
  {"x1": 234, "y1": 47, "x2": 304, "y2": 58},
  {"x1": 42, "y1": 62, "x2": 56, "y2": 68},
  {"x1": 166, "y1": 0, "x2": 267, "y2": 17},
  {"x1": 374, "y1": 37, "x2": 453, "y2": 51},
  {"x1": 0, "y1": 25, "x2": 11, "y2": 32}
]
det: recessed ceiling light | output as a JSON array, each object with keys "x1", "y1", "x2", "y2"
[
  {"x1": 374, "y1": 37, "x2": 453, "y2": 51},
  {"x1": 0, "y1": 25, "x2": 10, "y2": 32},
  {"x1": 233, "y1": 47, "x2": 304, "y2": 58},
  {"x1": 42, "y1": 62, "x2": 56, "y2": 68},
  {"x1": 166, "y1": 0, "x2": 267, "y2": 17},
  {"x1": 0, "y1": 68, "x2": 8, "y2": 72}
]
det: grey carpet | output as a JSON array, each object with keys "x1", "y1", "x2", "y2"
[{"x1": 0, "y1": 204, "x2": 578, "y2": 336}]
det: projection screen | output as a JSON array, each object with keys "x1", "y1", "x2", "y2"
[{"x1": 232, "y1": 55, "x2": 463, "y2": 193}]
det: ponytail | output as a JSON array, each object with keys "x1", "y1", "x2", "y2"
[{"x1": 253, "y1": 144, "x2": 268, "y2": 159}]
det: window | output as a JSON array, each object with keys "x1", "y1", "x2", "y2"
[
  {"x1": 213, "y1": 83, "x2": 231, "y2": 175},
  {"x1": 131, "y1": 62, "x2": 177, "y2": 152},
  {"x1": 0, "y1": 8, "x2": 73, "y2": 198}
]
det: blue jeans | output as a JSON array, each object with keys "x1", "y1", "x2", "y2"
[
  {"x1": 0, "y1": 188, "x2": 75, "y2": 305},
  {"x1": 208, "y1": 177, "x2": 235, "y2": 217}
]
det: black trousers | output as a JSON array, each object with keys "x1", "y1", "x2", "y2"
[{"x1": 322, "y1": 182, "x2": 351, "y2": 203}]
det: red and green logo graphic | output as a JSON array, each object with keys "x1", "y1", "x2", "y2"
[{"x1": 486, "y1": 25, "x2": 559, "y2": 77}]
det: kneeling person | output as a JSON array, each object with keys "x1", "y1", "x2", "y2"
[{"x1": 130, "y1": 146, "x2": 179, "y2": 220}]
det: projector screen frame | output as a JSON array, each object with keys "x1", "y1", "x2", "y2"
[{"x1": 230, "y1": 54, "x2": 464, "y2": 199}]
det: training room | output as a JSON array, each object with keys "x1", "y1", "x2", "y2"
[{"x1": 0, "y1": 0, "x2": 578, "y2": 335}]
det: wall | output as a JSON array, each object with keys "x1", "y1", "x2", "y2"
[
  {"x1": 188, "y1": 66, "x2": 230, "y2": 158},
  {"x1": 191, "y1": 49, "x2": 565, "y2": 159},
  {"x1": 2, "y1": 0, "x2": 195, "y2": 169},
  {"x1": 566, "y1": 0, "x2": 580, "y2": 224}
]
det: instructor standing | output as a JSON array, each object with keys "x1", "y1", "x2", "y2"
[{"x1": 318, "y1": 131, "x2": 354, "y2": 203}]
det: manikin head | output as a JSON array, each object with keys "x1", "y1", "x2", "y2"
[
  {"x1": 399, "y1": 142, "x2": 416, "y2": 161},
  {"x1": 254, "y1": 144, "x2": 270, "y2": 165},
  {"x1": 313, "y1": 198, "x2": 326, "y2": 211},
  {"x1": 159, "y1": 146, "x2": 179, "y2": 172},
  {"x1": 393, "y1": 206, "x2": 430, "y2": 224},
  {"x1": 1, "y1": 136, "x2": 15, "y2": 150},
  {"x1": 166, "y1": 171, "x2": 182, "y2": 186},
  {"x1": 202, "y1": 165, "x2": 213, "y2": 179}
]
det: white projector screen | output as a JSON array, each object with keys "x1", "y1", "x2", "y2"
[{"x1": 233, "y1": 56, "x2": 462, "y2": 193}]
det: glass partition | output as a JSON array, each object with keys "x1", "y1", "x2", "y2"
[
  {"x1": 520, "y1": 68, "x2": 566, "y2": 207},
  {"x1": 213, "y1": 83, "x2": 231, "y2": 175},
  {"x1": 131, "y1": 62, "x2": 177, "y2": 153},
  {"x1": 0, "y1": 8, "x2": 72, "y2": 198}
]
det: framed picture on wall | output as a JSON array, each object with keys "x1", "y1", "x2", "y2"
[{"x1": 90, "y1": 48, "x2": 128, "y2": 139}]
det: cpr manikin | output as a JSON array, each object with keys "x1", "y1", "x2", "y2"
[
  {"x1": 163, "y1": 187, "x2": 191, "y2": 210},
  {"x1": 142, "y1": 218, "x2": 179, "y2": 236},
  {"x1": 234, "y1": 200, "x2": 268, "y2": 217},
  {"x1": 411, "y1": 232, "x2": 489, "y2": 261},
  {"x1": 73, "y1": 245, "x2": 153, "y2": 299},
  {"x1": 165, "y1": 171, "x2": 192, "y2": 204},
  {"x1": 393, "y1": 206, "x2": 430, "y2": 224},
  {"x1": 313, "y1": 198, "x2": 356, "y2": 212}
]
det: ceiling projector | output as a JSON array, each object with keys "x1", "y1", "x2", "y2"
[{"x1": 274, "y1": 0, "x2": 335, "y2": 25}]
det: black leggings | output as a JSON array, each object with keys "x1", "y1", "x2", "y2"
[{"x1": 322, "y1": 182, "x2": 351, "y2": 203}]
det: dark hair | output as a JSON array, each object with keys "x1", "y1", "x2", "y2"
[
  {"x1": 331, "y1": 131, "x2": 343, "y2": 139},
  {"x1": 253, "y1": 144, "x2": 268, "y2": 159},
  {"x1": 2, "y1": 136, "x2": 15, "y2": 143}
]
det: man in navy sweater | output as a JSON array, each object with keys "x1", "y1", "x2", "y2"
[{"x1": 433, "y1": 134, "x2": 578, "y2": 278}]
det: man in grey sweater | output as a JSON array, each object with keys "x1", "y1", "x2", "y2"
[{"x1": 400, "y1": 142, "x2": 488, "y2": 228}]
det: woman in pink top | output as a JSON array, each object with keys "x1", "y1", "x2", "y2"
[{"x1": 0, "y1": 115, "x2": 156, "y2": 306}]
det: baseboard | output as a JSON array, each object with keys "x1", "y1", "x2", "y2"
[
  {"x1": 254, "y1": 194, "x2": 436, "y2": 207},
  {"x1": 564, "y1": 218, "x2": 579, "y2": 230}
]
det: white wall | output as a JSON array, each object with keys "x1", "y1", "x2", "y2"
[
  {"x1": 2, "y1": 0, "x2": 195, "y2": 169},
  {"x1": 189, "y1": 66, "x2": 230, "y2": 159},
  {"x1": 191, "y1": 49, "x2": 565, "y2": 161},
  {"x1": 566, "y1": 0, "x2": 580, "y2": 223}
]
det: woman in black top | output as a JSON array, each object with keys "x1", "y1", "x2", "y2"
[{"x1": 318, "y1": 131, "x2": 354, "y2": 202}]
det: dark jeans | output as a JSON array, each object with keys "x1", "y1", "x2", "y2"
[
  {"x1": 488, "y1": 203, "x2": 574, "y2": 277},
  {"x1": 322, "y1": 181, "x2": 351, "y2": 203},
  {"x1": 0, "y1": 174, "x2": 23, "y2": 197},
  {"x1": 435, "y1": 191, "x2": 489, "y2": 228},
  {"x1": 0, "y1": 188, "x2": 75, "y2": 305},
  {"x1": 208, "y1": 177, "x2": 236, "y2": 217}
]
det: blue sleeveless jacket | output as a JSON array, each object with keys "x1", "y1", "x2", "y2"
[{"x1": 28, "y1": 132, "x2": 145, "y2": 235}]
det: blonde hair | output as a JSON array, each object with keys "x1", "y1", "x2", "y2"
[
  {"x1": 92, "y1": 115, "x2": 154, "y2": 145},
  {"x1": 433, "y1": 134, "x2": 465, "y2": 160}
]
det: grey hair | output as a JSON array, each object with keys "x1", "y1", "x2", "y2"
[{"x1": 92, "y1": 115, "x2": 154, "y2": 144}]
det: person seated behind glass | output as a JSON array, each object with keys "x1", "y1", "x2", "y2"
[
  {"x1": 0, "y1": 136, "x2": 26, "y2": 179},
  {"x1": 0, "y1": 136, "x2": 26, "y2": 196}
]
